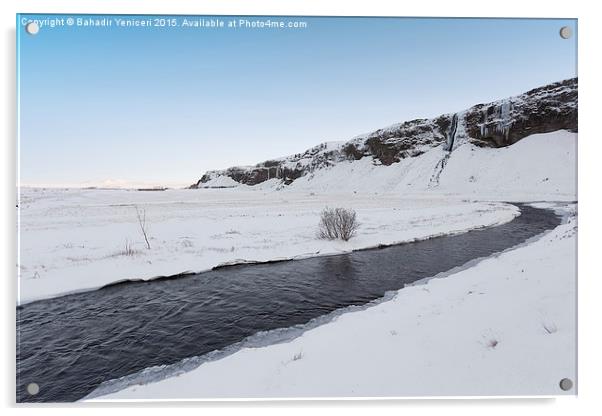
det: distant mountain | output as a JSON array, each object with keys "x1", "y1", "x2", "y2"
[{"x1": 192, "y1": 78, "x2": 577, "y2": 189}]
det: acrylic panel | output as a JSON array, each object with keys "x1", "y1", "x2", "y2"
[{"x1": 16, "y1": 14, "x2": 577, "y2": 402}]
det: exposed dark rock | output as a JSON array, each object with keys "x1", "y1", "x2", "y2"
[
  {"x1": 342, "y1": 143, "x2": 363, "y2": 160},
  {"x1": 465, "y1": 78, "x2": 577, "y2": 148}
]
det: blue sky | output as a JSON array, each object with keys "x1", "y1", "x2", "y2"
[{"x1": 17, "y1": 15, "x2": 577, "y2": 187}]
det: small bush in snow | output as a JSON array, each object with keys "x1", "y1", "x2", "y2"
[
  {"x1": 112, "y1": 239, "x2": 140, "y2": 257},
  {"x1": 317, "y1": 207, "x2": 359, "y2": 241}
]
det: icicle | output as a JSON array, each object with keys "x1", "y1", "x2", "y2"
[
  {"x1": 480, "y1": 106, "x2": 488, "y2": 137},
  {"x1": 497, "y1": 99, "x2": 513, "y2": 140}
]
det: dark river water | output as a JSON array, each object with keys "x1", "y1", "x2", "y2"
[{"x1": 16, "y1": 204, "x2": 561, "y2": 402}]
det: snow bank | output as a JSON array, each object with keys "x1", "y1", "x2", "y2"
[
  {"x1": 18, "y1": 190, "x2": 517, "y2": 304},
  {"x1": 94, "y1": 204, "x2": 576, "y2": 399},
  {"x1": 284, "y1": 130, "x2": 576, "y2": 201},
  {"x1": 436, "y1": 130, "x2": 577, "y2": 200}
]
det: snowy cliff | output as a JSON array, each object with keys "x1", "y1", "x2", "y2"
[{"x1": 192, "y1": 78, "x2": 577, "y2": 189}]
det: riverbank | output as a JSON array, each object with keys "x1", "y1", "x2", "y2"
[
  {"x1": 93, "y1": 203, "x2": 576, "y2": 399},
  {"x1": 18, "y1": 189, "x2": 518, "y2": 304}
]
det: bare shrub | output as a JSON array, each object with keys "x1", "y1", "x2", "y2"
[
  {"x1": 180, "y1": 239, "x2": 194, "y2": 248},
  {"x1": 135, "y1": 206, "x2": 151, "y2": 249},
  {"x1": 111, "y1": 239, "x2": 140, "y2": 257},
  {"x1": 124, "y1": 239, "x2": 137, "y2": 256},
  {"x1": 317, "y1": 207, "x2": 359, "y2": 241}
]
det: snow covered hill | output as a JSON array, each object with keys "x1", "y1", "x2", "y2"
[
  {"x1": 285, "y1": 130, "x2": 577, "y2": 201},
  {"x1": 193, "y1": 78, "x2": 577, "y2": 197}
]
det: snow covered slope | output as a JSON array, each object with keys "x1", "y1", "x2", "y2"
[
  {"x1": 192, "y1": 78, "x2": 577, "y2": 194},
  {"x1": 286, "y1": 130, "x2": 576, "y2": 201}
]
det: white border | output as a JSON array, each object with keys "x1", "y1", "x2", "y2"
[{"x1": 3, "y1": 1, "x2": 601, "y2": 414}]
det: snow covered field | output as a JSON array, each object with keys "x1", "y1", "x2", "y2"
[
  {"x1": 18, "y1": 189, "x2": 518, "y2": 304},
  {"x1": 18, "y1": 127, "x2": 577, "y2": 400},
  {"x1": 95, "y1": 203, "x2": 576, "y2": 399}
]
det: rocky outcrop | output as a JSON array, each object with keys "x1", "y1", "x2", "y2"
[
  {"x1": 193, "y1": 143, "x2": 348, "y2": 187},
  {"x1": 464, "y1": 78, "x2": 577, "y2": 148},
  {"x1": 192, "y1": 78, "x2": 577, "y2": 188}
]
